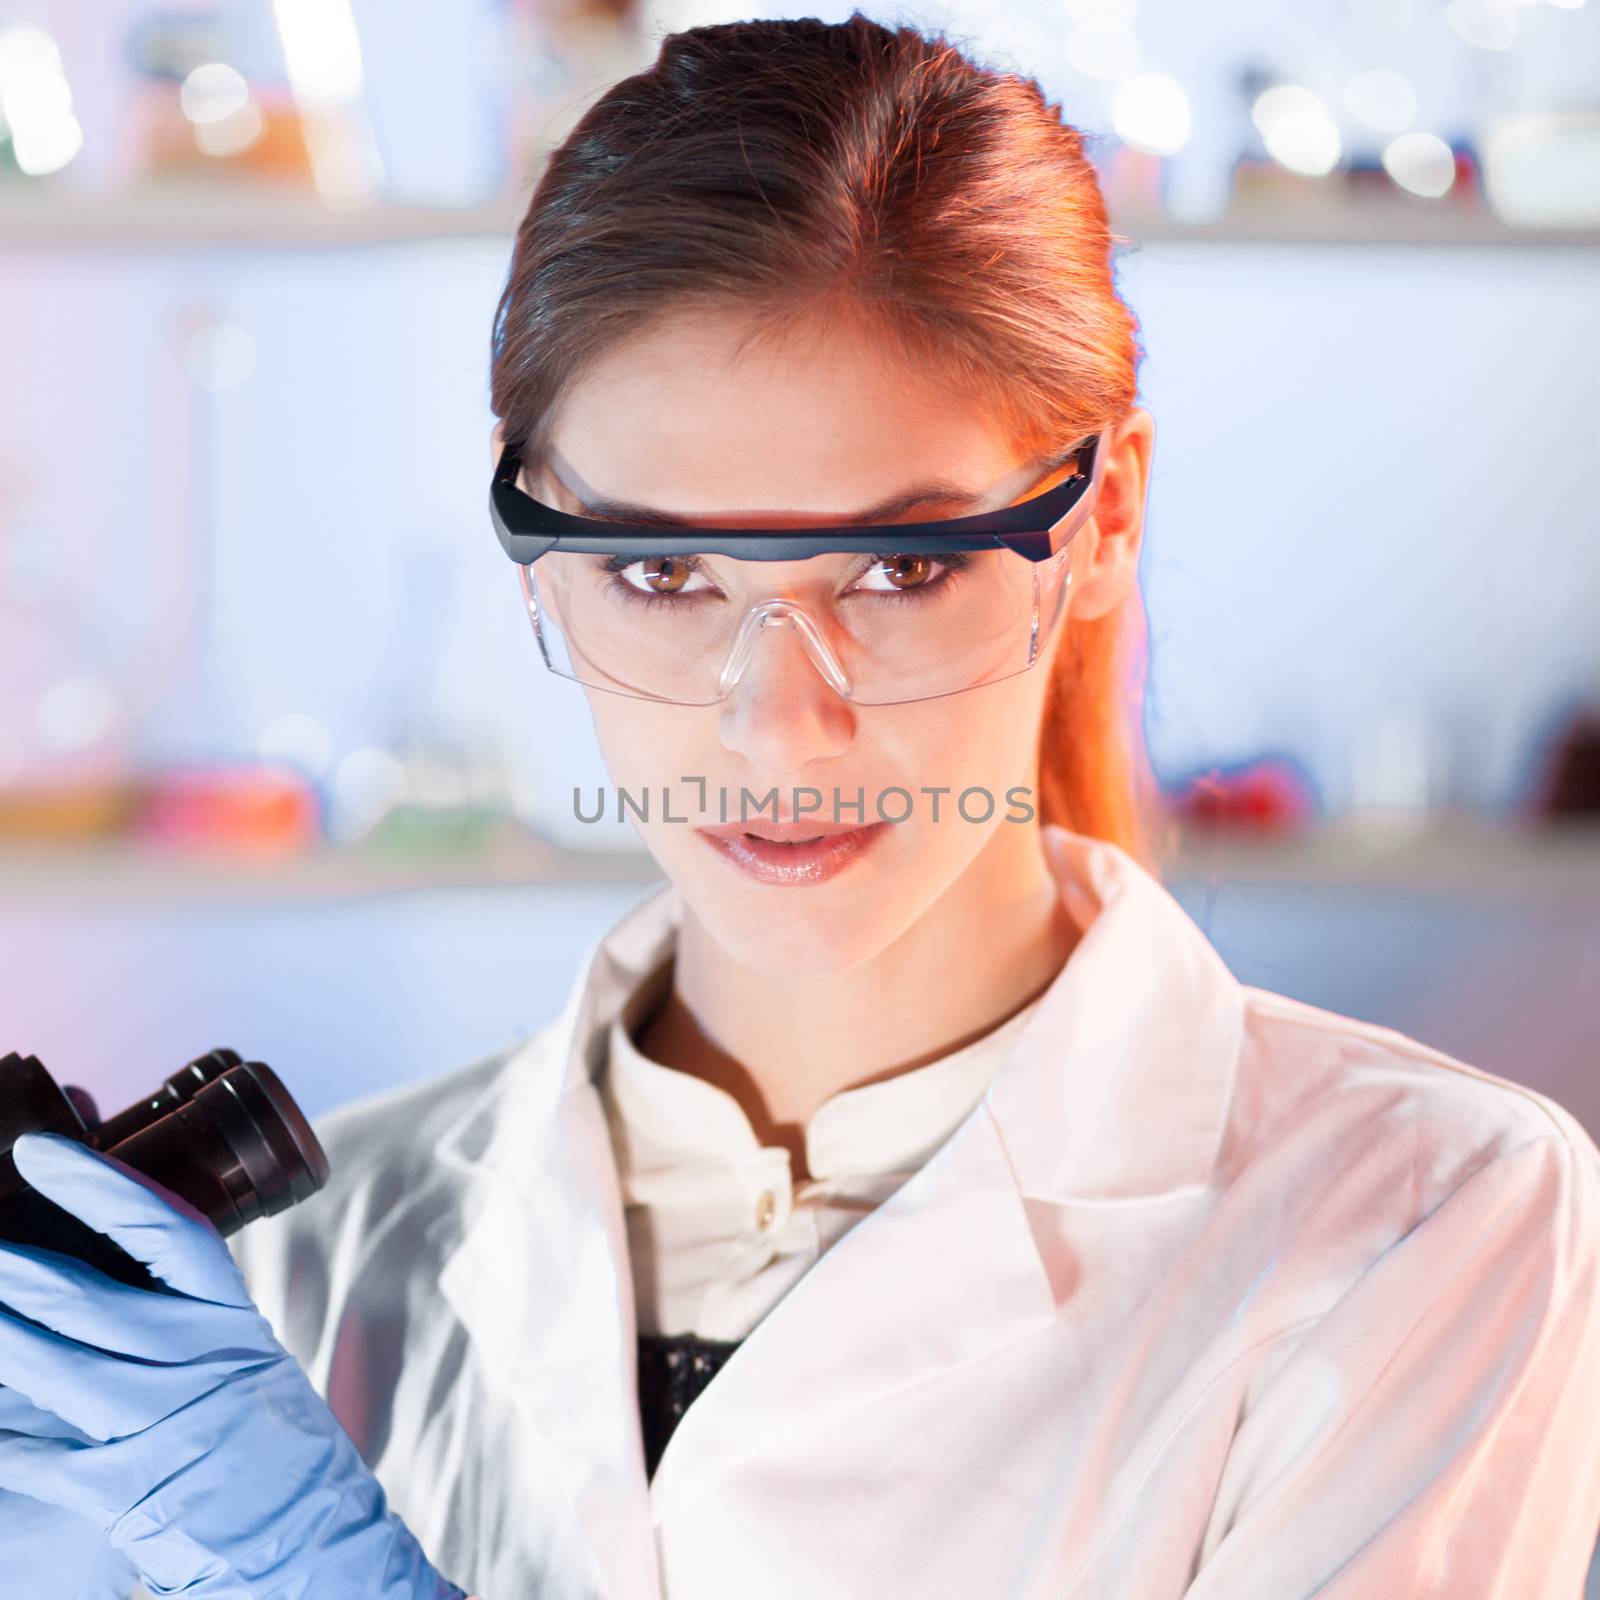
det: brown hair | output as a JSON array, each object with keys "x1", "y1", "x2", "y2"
[{"x1": 490, "y1": 12, "x2": 1165, "y2": 874}]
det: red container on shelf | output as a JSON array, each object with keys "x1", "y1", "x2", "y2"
[
  {"x1": 129, "y1": 766, "x2": 321, "y2": 856},
  {"x1": 1169, "y1": 756, "x2": 1316, "y2": 837}
]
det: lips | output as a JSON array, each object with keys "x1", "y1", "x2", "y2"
[
  {"x1": 696, "y1": 818, "x2": 892, "y2": 885},
  {"x1": 697, "y1": 820, "x2": 870, "y2": 843}
]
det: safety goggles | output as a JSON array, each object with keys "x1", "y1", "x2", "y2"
[{"x1": 488, "y1": 430, "x2": 1106, "y2": 707}]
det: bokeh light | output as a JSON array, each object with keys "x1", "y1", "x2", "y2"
[
  {"x1": 1383, "y1": 131, "x2": 1457, "y2": 196},
  {"x1": 1344, "y1": 68, "x2": 1417, "y2": 134},
  {"x1": 1113, "y1": 73, "x2": 1192, "y2": 155},
  {"x1": 1252, "y1": 84, "x2": 1342, "y2": 177}
]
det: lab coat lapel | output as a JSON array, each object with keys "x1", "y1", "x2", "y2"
[
  {"x1": 987, "y1": 823, "x2": 1246, "y2": 1205},
  {"x1": 433, "y1": 882, "x2": 682, "y2": 1600},
  {"x1": 646, "y1": 1088, "x2": 1061, "y2": 1520}
]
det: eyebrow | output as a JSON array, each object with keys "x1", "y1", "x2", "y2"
[{"x1": 551, "y1": 445, "x2": 1084, "y2": 526}]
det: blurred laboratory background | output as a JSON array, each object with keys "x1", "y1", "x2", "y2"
[{"x1": 1, "y1": 0, "x2": 1597, "y2": 1244}]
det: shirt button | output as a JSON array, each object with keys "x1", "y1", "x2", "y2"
[{"x1": 754, "y1": 1189, "x2": 777, "y2": 1231}]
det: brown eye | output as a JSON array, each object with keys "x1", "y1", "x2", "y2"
[
  {"x1": 633, "y1": 557, "x2": 693, "y2": 594},
  {"x1": 595, "y1": 551, "x2": 713, "y2": 602},
  {"x1": 872, "y1": 554, "x2": 938, "y2": 592}
]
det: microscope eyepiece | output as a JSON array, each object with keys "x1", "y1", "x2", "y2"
[{"x1": 0, "y1": 1049, "x2": 330, "y2": 1292}]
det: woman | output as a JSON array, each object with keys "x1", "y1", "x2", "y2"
[{"x1": 3, "y1": 13, "x2": 1600, "y2": 1599}]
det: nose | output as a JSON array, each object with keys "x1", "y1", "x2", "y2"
[{"x1": 718, "y1": 613, "x2": 856, "y2": 775}]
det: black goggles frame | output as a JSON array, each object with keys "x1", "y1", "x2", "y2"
[{"x1": 489, "y1": 431, "x2": 1106, "y2": 566}]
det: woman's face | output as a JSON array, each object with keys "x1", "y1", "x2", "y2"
[{"x1": 503, "y1": 309, "x2": 1138, "y2": 978}]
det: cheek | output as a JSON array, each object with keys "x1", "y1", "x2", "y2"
[
  {"x1": 589, "y1": 696, "x2": 685, "y2": 781},
  {"x1": 584, "y1": 695, "x2": 718, "y2": 832},
  {"x1": 892, "y1": 676, "x2": 1050, "y2": 822}
]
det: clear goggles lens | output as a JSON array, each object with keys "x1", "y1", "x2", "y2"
[{"x1": 517, "y1": 544, "x2": 1073, "y2": 707}]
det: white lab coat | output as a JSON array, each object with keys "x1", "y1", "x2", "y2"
[{"x1": 229, "y1": 826, "x2": 1600, "y2": 1599}]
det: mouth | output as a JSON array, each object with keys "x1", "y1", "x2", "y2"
[
  {"x1": 698, "y1": 820, "x2": 872, "y2": 844},
  {"x1": 695, "y1": 819, "x2": 892, "y2": 884}
]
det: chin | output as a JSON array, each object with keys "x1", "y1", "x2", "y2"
[
  {"x1": 659, "y1": 825, "x2": 950, "y2": 978},
  {"x1": 693, "y1": 890, "x2": 899, "y2": 977}
]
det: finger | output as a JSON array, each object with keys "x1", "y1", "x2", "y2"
[
  {"x1": 0, "y1": 1306, "x2": 260, "y2": 1442},
  {"x1": 0, "y1": 1308, "x2": 147, "y2": 1440},
  {"x1": 0, "y1": 1379, "x2": 100, "y2": 1443},
  {"x1": 8, "y1": 1134, "x2": 249, "y2": 1308},
  {"x1": 0, "y1": 1431, "x2": 116, "y2": 1535},
  {"x1": 0, "y1": 1241, "x2": 265, "y2": 1364}
]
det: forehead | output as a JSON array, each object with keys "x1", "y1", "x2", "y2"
[{"x1": 542, "y1": 309, "x2": 1025, "y2": 517}]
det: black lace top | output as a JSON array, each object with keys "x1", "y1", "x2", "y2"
[{"x1": 636, "y1": 1330, "x2": 745, "y2": 1481}]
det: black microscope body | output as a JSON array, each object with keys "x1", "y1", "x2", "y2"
[{"x1": 0, "y1": 1048, "x2": 329, "y2": 1293}]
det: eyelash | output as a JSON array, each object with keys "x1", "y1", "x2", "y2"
[{"x1": 594, "y1": 552, "x2": 971, "y2": 612}]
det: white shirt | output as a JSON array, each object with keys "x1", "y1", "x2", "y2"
[
  {"x1": 224, "y1": 823, "x2": 1600, "y2": 1600},
  {"x1": 599, "y1": 954, "x2": 1047, "y2": 1340}
]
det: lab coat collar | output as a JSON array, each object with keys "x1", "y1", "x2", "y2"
[
  {"x1": 434, "y1": 821, "x2": 1245, "y2": 1200},
  {"x1": 428, "y1": 823, "x2": 1244, "y2": 1587},
  {"x1": 989, "y1": 822, "x2": 1247, "y2": 1205}
]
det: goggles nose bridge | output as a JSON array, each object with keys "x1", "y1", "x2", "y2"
[{"x1": 717, "y1": 597, "x2": 854, "y2": 702}]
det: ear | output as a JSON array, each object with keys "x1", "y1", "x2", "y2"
[
  {"x1": 490, "y1": 420, "x2": 505, "y2": 470},
  {"x1": 1067, "y1": 405, "x2": 1154, "y2": 622}
]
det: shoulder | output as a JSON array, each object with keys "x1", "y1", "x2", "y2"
[
  {"x1": 1221, "y1": 988, "x2": 1600, "y2": 1310},
  {"x1": 1189, "y1": 1003, "x2": 1600, "y2": 1594},
  {"x1": 1234, "y1": 983, "x2": 1597, "y2": 1164}
]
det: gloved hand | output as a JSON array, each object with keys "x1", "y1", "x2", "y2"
[
  {"x1": 0, "y1": 1130, "x2": 467, "y2": 1599},
  {"x1": 0, "y1": 1482, "x2": 147, "y2": 1599}
]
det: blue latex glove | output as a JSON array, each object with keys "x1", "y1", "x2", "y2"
[
  {"x1": 0, "y1": 1131, "x2": 467, "y2": 1599},
  {"x1": 0, "y1": 1485, "x2": 145, "y2": 1599}
]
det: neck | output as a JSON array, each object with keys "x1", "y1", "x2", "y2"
[{"x1": 634, "y1": 823, "x2": 1080, "y2": 1187}]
